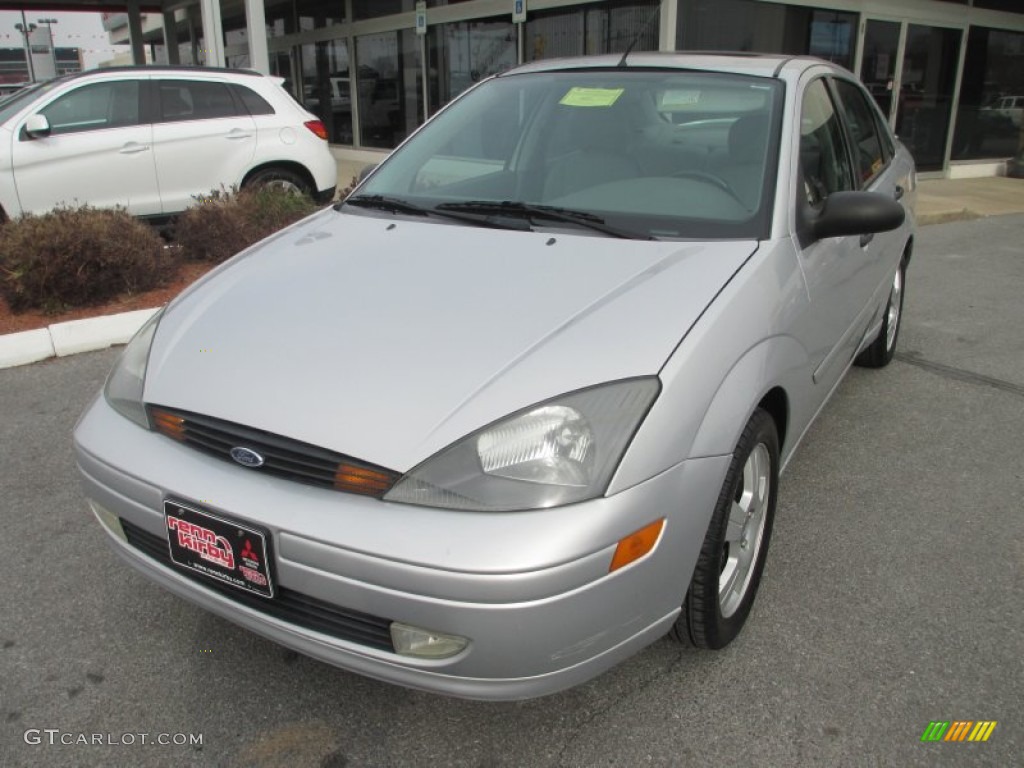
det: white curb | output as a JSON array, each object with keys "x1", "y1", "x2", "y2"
[
  {"x1": 0, "y1": 327, "x2": 56, "y2": 369},
  {"x1": 49, "y1": 308, "x2": 160, "y2": 357},
  {"x1": 0, "y1": 307, "x2": 158, "y2": 370}
]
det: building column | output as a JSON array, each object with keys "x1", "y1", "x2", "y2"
[
  {"x1": 659, "y1": 0, "x2": 677, "y2": 52},
  {"x1": 244, "y1": 0, "x2": 269, "y2": 73},
  {"x1": 126, "y1": 0, "x2": 146, "y2": 64},
  {"x1": 163, "y1": 10, "x2": 180, "y2": 65},
  {"x1": 198, "y1": 0, "x2": 226, "y2": 67}
]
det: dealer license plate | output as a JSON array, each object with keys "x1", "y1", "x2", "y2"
[{"x1": 163, "y1": 500, "x2": 274, "y2": 598}]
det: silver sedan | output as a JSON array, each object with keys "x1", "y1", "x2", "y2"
[{"x1": 74, "y1": 53, "x2": 915, "y2": 700}]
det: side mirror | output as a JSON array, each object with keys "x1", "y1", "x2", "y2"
[
  {"x1": 24, "y1": 114, "x2": 51, "y2": 139},
  {"x1": 811, "y1": 191, "x2": 905, "y2": 241},
  {"x1": 357, "y1": 163, "x2": 378, "y2": 183}
]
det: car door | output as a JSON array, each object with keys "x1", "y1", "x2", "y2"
[
  {"x1": 830, "y1": 76, "x2": 907, "y2": 326},
  {"x1": 792, "y1": 76, "x2": 877, "y2": 396},
  {"x1": 150, "y1": 78, "x2": 256, "y2": 214},
  {"x1": 11, "y1": 78, "x2": 159, "y2": 216}
]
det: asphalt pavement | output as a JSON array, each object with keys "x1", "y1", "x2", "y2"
[{"x1": 1, "y1": 215, "x2": 1021, "y2": 767}]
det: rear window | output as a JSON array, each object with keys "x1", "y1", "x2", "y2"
[
  {"x1": 233, "y1": 85, "x2": 275, "y2": 116},
  {"x1": 832, "y1": 79, "x2": 887, "y2": 187},
  {"x1": 158, "y1": 80, "x2": 241, "y2": 122}
]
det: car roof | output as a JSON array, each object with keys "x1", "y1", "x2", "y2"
[
  {"x1": 39, "y1": 65, "x2": 267, "y2": 89},
  {"x1": 505, "y1": 51, "x2": 847, "y2": 80}
]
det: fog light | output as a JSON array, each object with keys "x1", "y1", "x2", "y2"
[
  {"x1": 390, "y1": 622, "x2": 468, "y2": 659},
  {"x1": 88, "y1": 500, "x2": 126, "y2": 543}
]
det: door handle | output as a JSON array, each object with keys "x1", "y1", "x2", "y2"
[
  {"x1": 860, "y1": 233, "x2": 874, "y2": 248},
  {"x1": 893, "y1": 185, "x2": 904, "y2": 201},
  {"x1": 225, "y1": 130, "x2": 252, "y2": 140},
  {"x1": 119, "y1": 142, "x2": 150, "y2": 154}
]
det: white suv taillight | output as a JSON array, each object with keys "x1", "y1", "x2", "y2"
[{"x1": 304, "y1": 120, "x2": 328, "y2": 140}]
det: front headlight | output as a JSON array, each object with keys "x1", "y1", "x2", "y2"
[
  {"x1": 384, "y1": 378, "x2": 659, "y2": 511},
  {"x1": 103, "y1": 309, "x2": 163, "y2": 428}
]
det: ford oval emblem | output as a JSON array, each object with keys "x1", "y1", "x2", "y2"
[{"x1": 230, "y1": 447, "x2": 265, "y2": 468}]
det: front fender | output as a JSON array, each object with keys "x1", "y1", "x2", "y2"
[
  {"x1": 608, "y1": 239, "x2": 808, "y2": 495},
  {"x1": 687, "y1": 336, "x2": 806, "y2": 459}
]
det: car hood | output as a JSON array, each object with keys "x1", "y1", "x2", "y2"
[{"x1": 145, "y1": 210, "x2": 756, "y2": 471}]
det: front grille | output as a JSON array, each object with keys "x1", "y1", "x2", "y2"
[
  {"x1": 121, "y1": 519, "x2": 395, "y2": 652},
  {"x1": 147, "y1": 405, "x2": 400, "y2": 497}
]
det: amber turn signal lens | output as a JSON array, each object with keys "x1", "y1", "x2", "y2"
[
  {"x1": 609, "y1": 519, "x2": 665, "y2": 572},
  {"x1": 334, "y1": 463, "x2": 398, "y2": 496},
  {"x1": 150, "y1": 407, "x2": 186, "y2": 441}
]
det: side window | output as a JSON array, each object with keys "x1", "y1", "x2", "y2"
[
  {"x1": 232, "y1": 85, "x2": 275, "y2": 116},
  {"x1": 158, "y1": 80, "x2": 241, "y2": 122},
  {"x1": 799, "y1": 79, "x2": 854, "y2": 208},
  {"x1": 39, "y1": 81, "x2": 140, "y2": 136},
  {"x1": 833, "y1": 79, "x2": 886, "y2": 186}
]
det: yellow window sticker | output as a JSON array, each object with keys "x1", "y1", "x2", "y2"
[{"x1": 559, "y1": 87, "x2": 625, "y2": 107}]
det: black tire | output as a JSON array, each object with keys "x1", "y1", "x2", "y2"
[
  {"x1": 671, "y1": 408, "x2": 779, "y2": 649},
  {"x1": 243, "y1": 167, "x2": 312, "y2": 197},
  {"x1": 855, "y1": 257, "x2": 907, "y2": 368}
]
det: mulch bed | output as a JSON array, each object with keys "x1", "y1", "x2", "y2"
[{"x1": 0, "y1": 263, "x2": 212, "y2": 337}]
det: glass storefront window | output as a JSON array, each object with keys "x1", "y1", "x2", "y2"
[
  {"x1": 894, "y1": 24, "x2": 961, "y2": 172},
  {"x1": 297, "y1": 0, "x2": 345, "y2": 32},
  {"x1": 266, "y1": 0, "x2": 296, "y2": 38},
  {"x1": 676, "y1": 0, "x2": 857, "y2": 72},
  {"x1": 525, "y1": 0, "x2": 659, "y2": 62},
  {"x1": 302, "y1": 39, "x2": 354, "y2": 145},
  {"x1": 952, "y1": 26, "x2": 1024, "y2": 161},
  {"x1": 353, "y1": 0, "x2": 471, "y2": 19},
  {"x1": 860, "y1": 20, "x2": 901, "y2": 120},
  {"x1": 356, "y1": 29, "x2": 424, "y2": 149},
  {"x1": 427, "y1": 19, "x2": 517, "y2": 113}
]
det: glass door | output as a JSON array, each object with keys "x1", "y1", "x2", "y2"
[
  {"x1": 269, "y1": 49, "x2": 300, "y2": 101},
  {"x1": 859, "y1": 19, "x2": 963, "y2": 173},
  {"x1": 859, "y1": 20, "x2": 901, "y2": 121},
  {"x1": 894, "y1": 24, "x2": 962, "y2": 172}
]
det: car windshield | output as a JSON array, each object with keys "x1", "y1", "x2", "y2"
[{"x1": 353, "y1": 69, "x2": 783, "y2": 240}]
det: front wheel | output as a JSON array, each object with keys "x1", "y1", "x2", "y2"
[{"x1": 671, "y1": 408, "x2": 779, "y2": 649}]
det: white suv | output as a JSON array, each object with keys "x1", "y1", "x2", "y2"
[{"x1": 0, "y1": 66, "x2": 338, "y2": 220}]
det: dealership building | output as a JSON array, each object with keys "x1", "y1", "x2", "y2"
[{"x1": 99, "y1": 0, "x2": 1023, "y2": 177}]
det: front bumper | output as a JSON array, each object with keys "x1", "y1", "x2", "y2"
[{"x1": 74, "y1": 393, "x2": 729, "y2": 700}]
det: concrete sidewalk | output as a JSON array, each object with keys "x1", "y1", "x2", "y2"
[{"x1": 916, "y1": 176, "x2": 1024, "y2": 225}]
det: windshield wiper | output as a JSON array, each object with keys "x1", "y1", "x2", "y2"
[
  {"x1": 435, "y1": 200, "x2": 653, "y2": 240},
  {"x1": 339, "y1": 194, "x2": 530, "y2": 230}
]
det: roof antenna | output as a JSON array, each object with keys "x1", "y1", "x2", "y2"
[{"x1": 617, "y1": 6, "x2": 662, "y2": 67}]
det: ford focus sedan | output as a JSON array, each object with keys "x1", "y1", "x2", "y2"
[{"x1": 74, "y1": 53, "x2": 915, "y2": 700}]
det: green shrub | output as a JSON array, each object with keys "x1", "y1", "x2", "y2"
[
  {"x1": 0, "y1": 206, "x2": 174, "y2": 313},
  {"x1": 173, "y1": 185, "x2": 319, "y2": 263}
]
